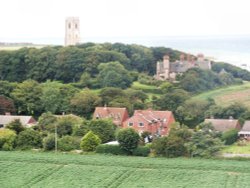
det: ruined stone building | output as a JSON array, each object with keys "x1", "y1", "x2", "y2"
[
  {"x1": 155, "y1": 54, "x2": 211, "y2": 80},
  {"x1": 65, "y1": 17, "x2": 81, "y2": 46}
]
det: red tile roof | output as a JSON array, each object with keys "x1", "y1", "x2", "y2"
[
  {"x1": 123, "y1": 109, "x2": 175, "y2": 136},
  {"x1": 93, "y1": 107, "x2": 129, "y2": 126}
]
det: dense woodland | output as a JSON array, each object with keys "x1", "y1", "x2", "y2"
[
  {"x1": 1, "y1": 43, "x2": 250, "y2": 157},
  {"x1": 1, "y1": 43, "x2": 250, "y2": 124}
]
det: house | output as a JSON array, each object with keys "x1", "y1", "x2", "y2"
[
  {"x1": 238, "y1": 121, "x2": 250, "y2": 140},
  {"x1": 0, "y1": 114, "x2": 37, "y2": 128},
  {"x1": 155, "y1": 54, "x2": 211, "y2": 81},
  {"x1": 93, "y1": 107, "x2": 129, "y2": 126},
  {"x1": 122, "y1": 109, "x2": 175, "y2": 136},
  {"x1": 204, "y1": 118, "x2": 241, "y2": 132}
]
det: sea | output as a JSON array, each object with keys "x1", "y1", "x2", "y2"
[{"x1": 1, "y1": 35, "x2": 250, "y2": 71}]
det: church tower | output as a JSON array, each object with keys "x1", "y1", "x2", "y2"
[{"x1": 65, "y1": 17, "x2": 81, "y2": 46}]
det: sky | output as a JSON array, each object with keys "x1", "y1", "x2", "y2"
[{"x1": 1, "y1": 0, "x2": 250, "y2": 44}]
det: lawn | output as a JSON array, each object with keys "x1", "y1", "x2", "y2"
[
  {"x1": 192, "y1": 82, "x2": 250, "y2": 109},
  {"x1": 1, "y1": 151, "x2": 250, "y2": 187},
  {"x1": 222, "y1": 142, "x2": 250, "y2": 154}
]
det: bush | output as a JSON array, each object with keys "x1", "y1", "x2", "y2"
[
  {"x1": 58, "y1": 136, "x2": 80, "y2": 151},
  {"x1": 0, "y1": 129, "x2": 16, "y2": 150},
  {"x1": 117, "y1": 128, "x2": 140, "y2": 154},
  {"x1": 88, "y1": 119, "x2": 116, "y2": 143},
  {"x1": 43, "y1": 134, "x2": 56, "y2": 151},
  {"x1": 152, "y1": 136, "x2": 187, "y2": 157},
  {"x1": 80, "y1": 131, "x2": 101, "y2": 152},
  {"x1": 5, "y1": 119, "x2": 25, "y2": 134},
  {"x1": 96, "y1": 144, "x2": 128, "y2": 155},
  {"x1": 16, "y1": 129, "x2": 42, "y2": 149},
  {"x1": 222, "y1": 129, "x2": 239, "y2": 145},
  {"x1": 132, "y1": 146, "x2": 150, "y2": 157}
]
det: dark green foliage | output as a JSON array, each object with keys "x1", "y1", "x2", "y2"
[
  {"x1": 88, "y1": 119, "x2": 116, "y2": 143},
  {"x1": 10, "y1": 79, "x2": 43, "y2": 115},
  {"x1": 5, "y1": 119, "x2": 24, "y2": 134},
  {"x1": 37, "y1": 112, "x2": 57, "y2": 132},
  {"x1": 55, "y1": 116, "x2": 82, "y2": 137},
  {"x1": 212, "y1": 62, "x2": 250, "y2": 81},
  {"x1": 97, "y1": 61, "x2": 132, "y2": 89},
  {"x1": 0, "y1": 129, "x2": 16, "y2": 150},
  {"x1": 176, "y1": 99, "x2": 215, "y2": 128},
  {"x1": 152, "y1": 126, "x2": 192, "y2": 157},
  {"x1": 179, "y1": 68, "x2": 240, "y2": 93},
  {"x1": 70, "y1": 89, "x2": 101, "y2": 118},
  {"x1": 221, "y1": 129, "x2": 239, "y2": 145},
  {"x1": 58, "y1": 136, "x2": 80, "y2": 151},
  {"x1": 132, "y1": 146, "x2": 150, "y2": 157},
  {"x1": 43, "y1": 134, "x2": 56, "y2": 151},
  {"x1": 154, "y1": 89, "x2": 190, "y2": 111},
  {"x1": 186, "y1": 123, "x2": 223, "y2": 158},
  {"x1": 16, "y1": 129, "x2": 42, "y2": 149},
  {"x1": 116, "y1": 128, "x2": 140, "y2": 153},
  {"x1": 72, "y1": 121, "x2": 89, "y2": 137},
  {"x1": 80, "y1": 131, "x2": 101, "y2": 152},
  {"x1": 95, "y1": 144, "x2": 128, "y2": 155},
  {"x1": 206, "y1": 103, "x2": 247, "y2": 119}
]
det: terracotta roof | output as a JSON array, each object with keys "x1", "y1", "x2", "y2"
[
  {"x1": 133, "y1": 110, "x2": 173, "y2": 123},
  {"x1": 0, "y1": 115, "x2": 36, "y2": 127},
  {"x1": 240, "y1": 121, "x2": 250, "y2": 132},
  {"x1": 204, "y1": 119, "x2": 240, "y2": 132},
  {"x1": 93, "y1": 107, "x2": 129, "y2": 125}
]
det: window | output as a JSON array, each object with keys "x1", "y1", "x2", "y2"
[
  {"x1": 128, "y1": 122, "x2": 133, "y2": 126},
  {"x1": 0, "y1": 124, "x2": 3, "y2": 128},
  {"x1": 139, "y1": 122, "x2": 144, "y2": 127},
  {"x1": 68, "y1": 23, "x2": 71, "y2": 29},
  {"x1": 75, "y1": 24, "x2": 78, "y2": 29}
]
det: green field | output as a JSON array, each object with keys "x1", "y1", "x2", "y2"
[
  {"x1": 192, "y1": 82, "x2": 250, "y2": 109},
  {"x1": 1, "y1": 151, "x2": 250, "y2": 187}
]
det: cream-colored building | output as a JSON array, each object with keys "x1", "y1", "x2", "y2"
[{"x1": 65, "y1": 17, "x2": 81, "y2": 46}]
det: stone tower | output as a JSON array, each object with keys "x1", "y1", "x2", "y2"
[{"x1": 65, "y1": 17, "x2": 81, "y2": 46}]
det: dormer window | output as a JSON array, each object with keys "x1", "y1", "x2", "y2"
[{"x1": 128, "y1": 122, "x2": 133, "y2": 126}]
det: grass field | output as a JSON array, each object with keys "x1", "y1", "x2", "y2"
[
  {"x1": 1, "y1": 151, "x2": 250, "y2": 187},
  {"x1": 223, "y1": 142, "x2": 250, "y2": 154},
  {"x1": 192, "y1": 82, "x2": 250, "y2": 109}
]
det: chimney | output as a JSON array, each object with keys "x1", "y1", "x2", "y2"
[
  {"x1": 197, "y1": 53, "x2": 204, "y2": 62},
  {"x1": 229, "y1": 116, "x2": 233, "y2": 120},
  {"x1": 104, "y1": 104, "x2": 107, "y2": 110}
]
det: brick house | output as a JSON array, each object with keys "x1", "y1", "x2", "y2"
[
  {"x1": 93, "y1": 107, "x2": 129, "y2": 126},
  {"x1": 122, "y1": 109, "x2": 175, "y2": 136},
  {"x1": 0, "y1": 114, "x2": 37, "y2": 128},
  {"x1": 204, "y1": 118, "x2": 241, "y2": 132}
]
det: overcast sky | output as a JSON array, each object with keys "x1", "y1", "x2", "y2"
[{"x1": 1, "y1": 0, "x2": 250, "y2": 44}]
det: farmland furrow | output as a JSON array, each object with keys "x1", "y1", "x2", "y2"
[{"x1": 21, "y1": 165, "x2": 64, "y2": 188}]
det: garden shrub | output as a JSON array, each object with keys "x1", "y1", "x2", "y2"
[
  {"x1": 16, "y1": 129, "x2": 42, "y2": 149},
  {"x1": 222, "y1": 129, "x2": 239, "y2": 145},
  {"x1": 80, "y1": 131, "x2": 101, "y2": 152},
  {"x1": 5, "y1": 119, "x2": 25, "y2": 134},
  {"x1": 0, "y1": 129, "x2": 16, "y2": 150},
  {"x1": 96, "y1": 144, "x2": 128, "y2": 155},
  {"x1": 132, "y1": 146, "x2": 150, "y2": 157},
  {"x1": 43, "y1": 134, "x2": 56, "y2": 151},
  {"x1": 58, "y1": 136, "x2": 80, "y2": 151},
  {"x1": 117, "y1": 128, "x2": 140, "y2": 154}
]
